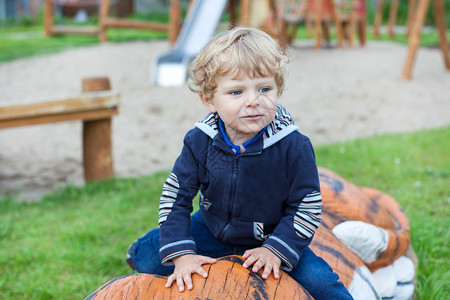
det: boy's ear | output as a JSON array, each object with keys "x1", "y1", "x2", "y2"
[{"x1": 200, "y1": 93, "x2": 217, "y2": 113}]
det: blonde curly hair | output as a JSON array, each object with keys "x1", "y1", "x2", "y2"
[{"x1": 188, "y1": 27, "x2": 289, "y2": 100}]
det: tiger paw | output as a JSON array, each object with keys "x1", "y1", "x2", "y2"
[{"x1": 332, "y1": 220, "x2": 389, "y2": 263}]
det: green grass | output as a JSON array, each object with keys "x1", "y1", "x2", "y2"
[
  {"x1": 0, "y1": 25, "x2": 168, "y2": 63},
  {"x1": 0, "y1": 126, "x2": 448, "y2": 299}
]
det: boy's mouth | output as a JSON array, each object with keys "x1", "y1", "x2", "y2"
[{"x1": 242, "y1": 114, "x2": 263, "y2": 120}]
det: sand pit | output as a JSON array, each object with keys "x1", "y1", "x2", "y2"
[{"x1": 0, "y1": 40, "x2": 449, "y2": 200}]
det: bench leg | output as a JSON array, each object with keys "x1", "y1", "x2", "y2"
[{"x1": 83, "y1": 118, "x2": 114, "y2": 182}]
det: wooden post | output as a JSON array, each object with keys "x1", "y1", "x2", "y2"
[
  {"x1": 405, "y1": 0, "x2": 416, "y2": 36},
  {"x1": 228, "y1": 0, "x2": 238, "y2": 28},
  {"x1": 241, "y1": 0, "x2": 251, "y2": 27},
  {"x1": 168, "y1": 0, "x2": 181, "y2": 45},
  {"x1": 401, "y1": 0, "x2": 449, "y2": 79},
  {"x1": 99, "y1": 0, "x2": 110, "y2": 42},
  {"x1": 373, "y1": 0, "x2": 384, "y2": 38},
  {"x1": 433, "y1": 0, "x2": 450, "y2": 70},
  {"x1": 82, "y1": 77, "x2": 115, "y2": 182},
  {"x1": 387, "y1": 0, "x2": 399, "y2": 37},
  {"x1": 347, "y1": 11, "x2": 356, "y2": 48},
  {"x1": 314, "y1": 0, "x2": 323, "y2": 49},
  {"x1": 358, "y1": 4, "x2": 368, "y2": 46},
  {"x1": 401, "y1": 0, "x2": 431, "y2": 79},
  {"x1": 44, "y1": 0, "x2": 53, "y2": 37},
  {"x1": 327, "y1": 0, "x2": 344, "y2": 48}
]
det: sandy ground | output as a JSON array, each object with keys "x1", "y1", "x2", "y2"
[{"x1": 0, "y1": 40, "x2": 449, "y2": 200}]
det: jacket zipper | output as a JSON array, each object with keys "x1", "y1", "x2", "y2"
[{"x1": 219, "y1": 156, "x2": 239, "y2": 239}]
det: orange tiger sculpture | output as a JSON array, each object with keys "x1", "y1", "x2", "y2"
[{"x1": 85, "y1": 167, "x2": 416, "y2": 300}]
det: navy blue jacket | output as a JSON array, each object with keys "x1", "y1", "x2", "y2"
[{"x1": 158, "y1": 105, "x2": 322, "y2": 271}]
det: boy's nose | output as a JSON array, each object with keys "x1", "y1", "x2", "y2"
[{"x1": 244, "y1": 91, "x2": 261, "y2": 107}]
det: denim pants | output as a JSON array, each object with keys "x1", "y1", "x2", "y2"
[{"x1": 128, "y1": 211, "x2": 353, "y2": 300}]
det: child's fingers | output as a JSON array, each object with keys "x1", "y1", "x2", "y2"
[
  {"x1": 199, "y1": 256, "x2": 217, "y2": 265},
  {"x1": 262, "y1": 263, "x2": 273, "y2": 279},
  {"x1": 272, "y1": 263, "x2": 280, "y2": 279},
  {"x1": 165, "y1": 274, "x2": 176, "y2": 288},
  {"x1": 176, "y1": 274, "x2": 186, "y2": 292},
  {"x1": 251, "y1": 258, "x2": 265, "y2": 273},
  {"x1": 242, "y1": 249, "x2": 254, "y2": 259},
  {"x1": 195, "y1": 265, "x2": 209, "y2": 278},
  {"x1": 242, "y1": 254, "x2": 258, "y2": 268},
  {"x1": 182, "y1": 272, "x2": 193, "y2": 290}
]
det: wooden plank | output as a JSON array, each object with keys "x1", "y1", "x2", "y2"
[
  {"x1": 103, "y1": 17, "x2": 169, "y2": 31},
  {"x1": 0, "y1": 77, "x2": 118, "y2": 184},
  {"x1": 0, "y1": 91, "x2": 120, "y2": 121},
  {"x1": 51, "y1": 26, "x2": 100, "y2": 35},
  {"x1": 0, "y1": 107, "x2": 118, "y2": 129}
]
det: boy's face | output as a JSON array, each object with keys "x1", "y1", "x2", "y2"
[{"x1": 201, "y1": 72, "x2": 278, "y2": 145}]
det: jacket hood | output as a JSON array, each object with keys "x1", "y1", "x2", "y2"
[{"x1": 195, "y1": 104, "x2": 299, "y2": 149}]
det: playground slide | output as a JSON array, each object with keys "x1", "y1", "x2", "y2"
[{"x1": 152, "y1": 0, "x2": 228, "y2": 87}]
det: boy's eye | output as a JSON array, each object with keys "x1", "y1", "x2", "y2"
[
  {"x1": 259, "y1": 87, "x2": 271, "y2": 93},
  {"x1": 229, "y1": 90, "x2": 242, "y2": 96}
]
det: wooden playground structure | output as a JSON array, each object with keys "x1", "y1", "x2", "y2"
[
  {"x1": 43, "y1": 0, "x2": 366, "y2": 48},
  {"x1": 0, "y1": 77, "x2": 120, "y2": 182},
  {"x1": 401, "y1": 0, "x2": 450, "y2": 79},
  {"x1": 369, "y1": 0, "x2": 449, "y2": 79},
  {"x1": 43, "y1": 0, "x2": 450, "y2": 77},
  {"x1": 44, "y1": 0, "x2": 183, "y2": 44}
]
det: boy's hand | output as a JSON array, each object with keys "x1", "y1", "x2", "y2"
[
  {"x1": 165, "y1": 254, "x2": 216, "y2": 292},
  {"x1": 242, "y1": 247, "x2": 281, "y2": 279}
]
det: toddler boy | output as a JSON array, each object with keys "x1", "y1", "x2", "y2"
[{"x1": 127, "y1": 27, "x2": 353, "y2": 300}]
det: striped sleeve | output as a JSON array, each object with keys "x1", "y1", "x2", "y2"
[
  {"x1": 293, "y1": 191, "x2": 322, "y2": 239},
  {"x1": 158, "y1": 173, "x2": 180, "y2": 226}
]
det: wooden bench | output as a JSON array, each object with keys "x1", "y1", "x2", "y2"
[{"x1": 0, "y1": 77, "x2": 120, "y2": 182}]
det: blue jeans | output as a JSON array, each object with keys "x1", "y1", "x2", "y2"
[{"x1": 128, "y1": 211, "x2": 353, "y2": 300}]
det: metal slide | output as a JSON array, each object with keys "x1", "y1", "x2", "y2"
[{"x1": 152, "y1": 0, "x2": 228, "y2": 87}]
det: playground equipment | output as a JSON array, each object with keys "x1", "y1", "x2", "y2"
[
  {"x1": 248, "y1": 0, "x2": 366, "y2": 48},
  {"x1": 402, "y1": 0, "x2": 450, "y2": 79},
  {"x1": 85, "y1": 167, "x2": 416, "y2": 300},
  {"x1": 44, "y1": 0, "x2": 100, "y2": 37},
  {"x1": 98, "y1": 0, "x2": 181, "y2": 43},
  {"x1": 334, "y1": 0, "x2": 367, "y2": 47},
  {"x1": 152, "y1": 0, "x2": 229, "y2": 87},
  {"x1": 44, "y1": 0, "x2": 182, "y2": 44},
  {"x1": 373, "y1": 0, "x2": 417, "y2": 38},
  {"x1": 0, "y1": 77, "x2": 120, "y2": 182},
  {"x1": 255, "y1": 0, "x2": 345, "y2": 48}
]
